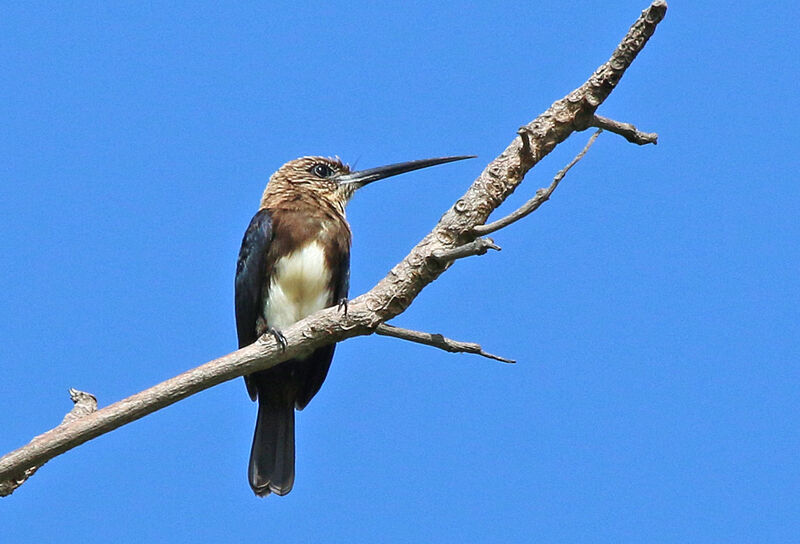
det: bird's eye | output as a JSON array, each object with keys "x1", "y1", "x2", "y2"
[{"x1": 311, "y1": 163, "x2": 335, "y2": 178}]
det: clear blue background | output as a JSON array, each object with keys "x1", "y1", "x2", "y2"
[{"x1": 3, "y1": 1, "x2": 798, "y2": 542}]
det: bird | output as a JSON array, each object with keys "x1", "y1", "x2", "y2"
[{"x1": 235, "y1": 154, "x2": 474, "y2": 496}]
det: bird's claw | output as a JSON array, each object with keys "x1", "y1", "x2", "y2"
[
  {"x1": 268, "y1": 327, "x2": 287, "y2": 351},
  {"x1": 337, "y1": 297, "x2": 348, "y2": 316}
]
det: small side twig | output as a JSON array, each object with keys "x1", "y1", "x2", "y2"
[
  {"x1": 0, "y1": 389, "x2": 97, "y2": 496},
  {"x1": 61, "y1": 389, "x2": 98, "y2": 424},
  {"x1": 590, "y1": 115, "x2": 658, "y2": 145},
  {"x1": 375, "y1": 323, "x2": 515, "y2": 364},
  {"x1": 473, "y1": 129, "x2": 602, "y2": 236},
  {"x1": 431, "y1": 237, "x2": 501, "y2": 263}
]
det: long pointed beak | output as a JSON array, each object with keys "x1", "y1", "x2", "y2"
[{"x1": 336, "y1": 155, "x2": 475, "y2": 187}]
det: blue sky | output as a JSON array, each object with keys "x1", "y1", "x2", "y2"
[{"x1": 2, "y1": 1, "x2": 799, "y2": 542}]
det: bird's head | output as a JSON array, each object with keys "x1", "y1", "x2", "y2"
[{"x1": 261, "y1": 155, "x2": 475, "y2": 212}]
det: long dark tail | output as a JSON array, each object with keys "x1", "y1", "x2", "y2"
[{"x1": 249, "y1": 393, "x2": 295, "y2": 496}]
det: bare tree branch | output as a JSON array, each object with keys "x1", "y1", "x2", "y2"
[
  {"x1": 375, "y1": 323, "x2": 515, "y2": 364},
  {"x1": 0, "y1": 0, "x2": 667, "y2": 491},
  {"x1": 1, "y1": 389, "x2": 97, "y2": 496},
  {"x1": 473, "y1": 129, "x2": 602, "y2": 236},
  {"x1": 590, "y1": 114, "x2": 658, "y2": 145},
  {"x1": 431, "y1": 237, "x2": 501, "y2": 262}
]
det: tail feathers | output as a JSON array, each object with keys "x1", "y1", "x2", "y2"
[{"x1": 249, "y1": 395, "x2": 295, "y2": 496}]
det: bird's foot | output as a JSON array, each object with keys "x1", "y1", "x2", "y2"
[
  {"x1": 337, "y1": 297, "x2": 348, "y2": 316},
  {"x1": 268, "y1": 327, "x2": 287, "y2": 351}
]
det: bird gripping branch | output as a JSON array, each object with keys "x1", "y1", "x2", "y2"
[{"x1": 235, "y1": 154, "x2": 473, "y2": 496}]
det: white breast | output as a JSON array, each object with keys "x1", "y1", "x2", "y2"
[{"x1": 264, "y1": 241, "x2": 332, "y2": 330}]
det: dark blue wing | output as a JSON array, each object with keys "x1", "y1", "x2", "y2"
[
  {"x1": 334, "y1": 248, "x2": 350, "y2": 303},
  {"x1": 235, "y1": 209, "x2": 273, "y2": 401},
  {"x1": 235, "y1": 208, "x2": 272, "y2": 349}
]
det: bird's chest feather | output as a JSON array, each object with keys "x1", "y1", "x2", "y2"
[{"x1": 263, "y1": 241, "x2": 332, "y2": 330}]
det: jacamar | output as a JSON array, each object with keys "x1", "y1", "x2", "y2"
[{"x1": 235, "y1": 154, "x2": 473, "y2": 496}]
